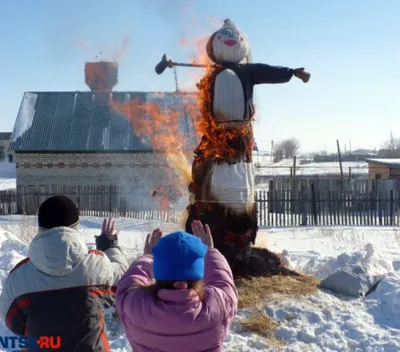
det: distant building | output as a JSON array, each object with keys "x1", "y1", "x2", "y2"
[
  {"x1": 365, "y1": 158, "x2": 400, "y2": 180},
  {"x1": 314, "y1": 152, "x2": 376, "y2": 163},
  {"x1": 0, "y1": 132, "x2": 14, "y2": 163}
]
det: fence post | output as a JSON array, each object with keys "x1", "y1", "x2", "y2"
[
  {"x1": 390, "y1": 190, "x2": 394, "y2": 226},
  {"x1": 109, "y1": 186, "x2": 112, "y2": 216},
  {"x1": 311, "y1": 183, "x2": 317, "y2": 225}
]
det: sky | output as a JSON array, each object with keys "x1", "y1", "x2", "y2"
[{"x1": 0, "y1": 0, "x2": 399, "y2": 154}]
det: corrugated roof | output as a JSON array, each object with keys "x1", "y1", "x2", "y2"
[{"x1": 9, "y1": 91, "x2": 199, "y2": 152}]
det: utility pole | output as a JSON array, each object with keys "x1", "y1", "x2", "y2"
[
  {"x1": 337, "y1": 139, "x2": 344, "y2": 184},
  {"x1": 271, "y1": 140, "x2": 274, "y2": 161},
  {"x1": 292, "y1": 156, "x2": 297, "y2": 180}
]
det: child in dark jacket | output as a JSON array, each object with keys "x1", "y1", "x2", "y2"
[
  {"x1": 0, "y1": 195, "x2": 129, "y2": 352},
  {"x1": 116, "y1": 220, "x2": 238, "y2": 352}
]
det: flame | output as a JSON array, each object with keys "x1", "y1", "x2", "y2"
[
  {"x1": 111, "y1": 94, "x2": 201, "y2": 211},
  {"x1": 193, "y1": 67, "x2": 255, "y2": 166},
  {"x1": 112, "y1": 17, "x2": 255, "y2": 215},
  {"x1": 177, "y1": 34, "x2": 212, "y2": 91}
]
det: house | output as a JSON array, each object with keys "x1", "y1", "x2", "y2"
[
  {"x1": 314, "y1": 151, "x2": 376, "y2": 163},
  {"x1": 0, "y1": 132, "x2": 15, "y2": 162},
  {"x1": 9, "y1": 62, "x2": 199, "y2": 214},
  {"x1": 365, "y1": 158, "x2": 400, "y2": 180}
]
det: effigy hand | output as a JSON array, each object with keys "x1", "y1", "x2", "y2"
[{"x1": 293, "y1": 68, "x2": 311, "y2": 83}]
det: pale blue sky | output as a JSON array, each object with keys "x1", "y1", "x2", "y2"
[{"x1": 0, "y1": 0, "x2": 399, "y2": 153}]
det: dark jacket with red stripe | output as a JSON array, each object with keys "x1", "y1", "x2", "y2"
[{"x1": 0, "y1": 226, "x2": 129, "y2": 351}]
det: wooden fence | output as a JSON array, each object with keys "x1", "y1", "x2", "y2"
[
  {"x1": 0, "y1": 187, "x2": 181, "y2": 223},
  {"x1": 255, "y1": 188, "x2": 400, "y2": 227},
  {"x1": 255, "y1": 178, "x2": 400, "y2": 226},
  {"x1": 0, "y1": 179, "x2": 399, "y2": 227}
]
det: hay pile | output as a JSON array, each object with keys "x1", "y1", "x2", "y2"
[{"x1": 234, "y1": 264, "x2": 320, "y2": 347}]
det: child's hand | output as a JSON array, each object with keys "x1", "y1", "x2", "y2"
[
  {"x1": 191, "y1": 220, "x2": 214, "y2": 248},
  {"x1": 95, "y1": 218, "x2": 120, "y2": 251},
  {"x1": 101, "y1": 218, "x2": 120, "y2": 236},
  {"x1": 144, "y1": 228, "x2": 162, "y2": 255}
]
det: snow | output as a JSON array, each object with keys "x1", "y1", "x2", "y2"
[
  {"x1": 365, "y1": 158, "x2": 400, "y2": 166},
  {"x1": 0, "y1": 216, "x2": 399, "y2": 351},
  {"x1": 12, "y1": 92, "x2": 37, "y2": 143},
  {"x1": 0, "y1": 163, "x2": 16, "y2": 191},
  {"x1": 0, "y1": 179, "x2": 15, "y2": 191},
  {"x1": 255, "y1": 158, "x2": 368, "y2": 177}
]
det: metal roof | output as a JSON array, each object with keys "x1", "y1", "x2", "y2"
[{"x1": 9, "y1": 91, "x2": 199, "y2": 152}]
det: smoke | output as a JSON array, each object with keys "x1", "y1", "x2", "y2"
[
  {"x1": 112, "y1": 36, "x2": 130, "y2": 61},
  {"x1": 74, "y1": 35, "x2": 131, "y2": 62},
  {"x1": 144, "y1": 0, "x2": 198, "y2": 30}
]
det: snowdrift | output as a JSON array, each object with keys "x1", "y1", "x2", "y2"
[{"x1": 0, "y1": 218, "x2": 399, "y2": 351}]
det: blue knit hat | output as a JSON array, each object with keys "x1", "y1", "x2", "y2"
[{"x1": 152, "y1": 231, "x2": 208, "y2": 281}]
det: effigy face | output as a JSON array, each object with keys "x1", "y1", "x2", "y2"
[{"x1": 207, "y1": 19, "x2": 250, "y2": 64}]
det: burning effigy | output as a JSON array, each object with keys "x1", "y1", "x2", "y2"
[
  {"x1": 157, "y1": 19, "x2": 311, "y2": 277},
  {"x1": 156, "y1": 19, "x2": 310, "y2": 277}
]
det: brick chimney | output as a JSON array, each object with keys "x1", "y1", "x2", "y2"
[{"x1": 85, "y1": 61, "x2": 118, "y2": 91}]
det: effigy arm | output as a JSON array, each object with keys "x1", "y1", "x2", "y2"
[{"x1": 248, "y1": 63, "x2": 294, "y2": 84}]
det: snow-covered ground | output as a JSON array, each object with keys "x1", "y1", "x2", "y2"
[
  {"x1": 0, "y1": 215, "x2": 399, "y2": 351},
  {"x1": 254, "y1": 156, "x2": 368, "y2": 177},
  {"x1": 0, "y1": 163, "x2": 16, "y2": 191},
  {"x1": 0, "y1": 179, "x2": 15, "y2": 191}
]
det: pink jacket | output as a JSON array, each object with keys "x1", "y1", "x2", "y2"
[{"x1": 116, "y1": 248, "x2": 238, "y2": 352}]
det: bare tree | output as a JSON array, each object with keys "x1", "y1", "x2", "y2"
[
  {"x1": 377, "y1": 134, "x2": 400, "y2": 158},
  {"x1": 281, "y1": 138, "x2": 300, "y2": 158},
  {"x1": 273, "y1": 143, "x2": 284, "y2": 162},
  {"x1": 273, "y1": 138, "x2": 300, "y2": 162}
]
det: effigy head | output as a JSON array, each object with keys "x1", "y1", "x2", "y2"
[{"x1": 206, "y1": 18, "x2": 252, "y2": 64}]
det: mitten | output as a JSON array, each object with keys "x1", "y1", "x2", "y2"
[{"x1": 96, "y1": 233, "x2": 119, "y2": 251}]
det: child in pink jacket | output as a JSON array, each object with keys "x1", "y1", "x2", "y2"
[{"x1": 116, "y1": 220, "x2": 238, "y2": 352}]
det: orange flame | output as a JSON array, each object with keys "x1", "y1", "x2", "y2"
[
  {"x1": 193, "y1": 67, "x2": 255, "y2": 166},
  {"x1": 111, "y1": 93, "x2": 201, "y2": 211},
  {"x1": 177, "y1": 34, "x2": 212, "y2": 91}
]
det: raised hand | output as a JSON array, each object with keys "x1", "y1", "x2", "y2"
[
  {"x1": 191, "y1": 220, "x2": 214, "y2": 248},
  {"x1": 144, "y1": 228, "x2": 162, "y2": 255},
  {"x1": 101, "y1": 218, "x2": 120, "y2": 236},
  {"x1": 95, "y1": 218, "x2": 120, "y2": 251}
]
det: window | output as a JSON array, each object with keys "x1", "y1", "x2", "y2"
[
  {"x1": 0, "y1": 147, "x2": 4, "y2": 162},
  {"x1": 375, "y1": 174, "x2": 381, "y2": 180},
  {"x1": 8, "y1": 154, "x2": 13, "y2": 163}
]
